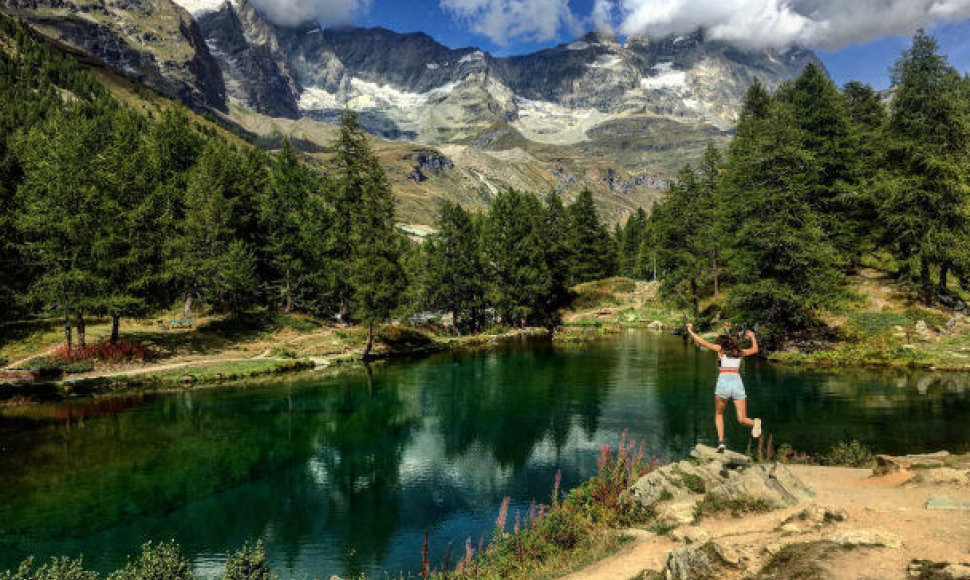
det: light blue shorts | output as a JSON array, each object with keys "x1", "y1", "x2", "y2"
[{"x1": 715, "y1": 373, "x2": 747, "y2": 400}]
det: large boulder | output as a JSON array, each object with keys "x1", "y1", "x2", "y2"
[
  {"x1": 664, "y1": 546, "x2": 712, "y2": 580},
  {"x1": 629, "y1": 444, "x2": 814, "y2": 523}
]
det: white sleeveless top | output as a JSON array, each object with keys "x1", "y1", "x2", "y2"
[{"x1": 719, "y1": 356, "x2": 742, "y2": 371}]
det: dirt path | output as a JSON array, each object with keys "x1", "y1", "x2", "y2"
[
  {"x1": 4, "y1": 346, "x2": 58, "y2": 370},
  {"x1": 560, "y1": 464, "x2": 970, "y2": 580},
  {"x1": 73, "y1": 354, "x2": 277, "y2": 380}
]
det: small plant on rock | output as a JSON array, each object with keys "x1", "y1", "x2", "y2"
[
  {"x1": 107, "y1": 541, "x2": 193, "y2": 580},
  {"x1": 224, "y1": 541, "x2": 277, "y2": 580},
  {"x1": 823, "y1": 440, "x2": 874, "y2": 468},
  {"x1": 0, "y1": 556, "x2": 99, "y2": 580}
]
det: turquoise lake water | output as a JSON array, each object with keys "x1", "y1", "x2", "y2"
[{"x1": 2, "y1": 330, "x2": 969, "y2": 578}]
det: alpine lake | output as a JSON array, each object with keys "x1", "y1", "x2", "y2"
[{"x1": 2, "y1": 330, "x2": 970, "y2": 578}]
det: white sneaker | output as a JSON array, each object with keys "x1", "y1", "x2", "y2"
[
  {"x1": 752, "y1": 418, "x2": 762, "y2": 439},
  {"x1": 716, "y1": 442, "x2": 726, "y2": 453}
]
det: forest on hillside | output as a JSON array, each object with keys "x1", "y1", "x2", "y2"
[
  {"x1": 1, "y1": 11, "x2": 968, "y2": 348},
  {"x1": 0, "y1": 14, "x2": 617, "y2": 358},
  {"x1": 622, "y1": 31, "x2": 970, "y2": 339}
]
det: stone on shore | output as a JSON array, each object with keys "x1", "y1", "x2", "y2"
[
  {"x1": 664, "y1": 546, "x2": 712, "y2": 580},
  {"x1": 925, "y1": 495, "x2": 970, "y2": 510},
  {"x1": 826, "y1": 529, "x2": 902, "y2": 548},
  {"x1": 629, "y1": 444, "x2": 814, "y2": 525}
]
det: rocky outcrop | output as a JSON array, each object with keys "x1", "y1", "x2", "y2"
[
  {"x1": 404, "y1": 149, "x2": 453, "y2": 182},
  {"x1": 196, "y1": 0, "x2": 299, "y2": 117},
  {"x1": 0, "y1": 0, "x2": 227, "y2": 111},
  {"x1": 629, "y1": 444, "x2": 815, "y2": 525}
]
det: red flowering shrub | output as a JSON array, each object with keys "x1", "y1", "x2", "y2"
[{"x1": 52, "y1": 340, "x2": 151, "y2": 364}]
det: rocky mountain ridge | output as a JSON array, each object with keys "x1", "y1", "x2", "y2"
[
  {"x1": 194, "y1": 1, "x2": 821, "y2": 147},
  {"x1": 0, "y1": 0, "x2": 824, "y2": 225}
]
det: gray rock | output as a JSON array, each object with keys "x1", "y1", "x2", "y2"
[
  {"x1": 690, "y1": 444, "x2": 751, "y2": 466},
  {"x1": 782, "y1": 504, "x2": 847, "y2": 527},
  {"x1": 926, "y1": 495, "x2": 970, "y2": 510},
  {"x1": 671, "y1": 526, "x2": 710, "y2": 545},
  {"x1": 711, "y1": 542, "x2": 741, "y2": 567},
  {"x1": 915, "y1": 320, "x2": 933, "y2": 340},
  {"x1": 943, "y1": 564, "x2": 970, "y2": 579},
  {"x1": 631, "y1": 445, "x2": 814, "y2": 527},
  {"x1": 662, "y1": 500, "x2": 701, "y2": 526},
  {"x1": 664, "y1": 546, "x2": 712, "y2": 580},
  {"x1": 826, "y1": 529, "x2": 902, "y2": 548},
  {"x1": 913, "y1": 468, "x2": 969, "y2": 485}
]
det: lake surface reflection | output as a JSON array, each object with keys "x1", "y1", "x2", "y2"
[{"x1": 2, "y1": 331, "x2": 969, "y2": 578}]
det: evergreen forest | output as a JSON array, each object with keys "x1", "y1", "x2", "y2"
[{"x1": 2, "y1": 12, "x2": 969, "y2": 348}]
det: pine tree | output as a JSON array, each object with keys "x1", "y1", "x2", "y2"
[
  {"x1": 843, "y1": 81, "x2": 887, "y2": 252},
  {"x1": 331, "y1": 111, "x2": 370, "y2": 321},
  {"x1": 567, "y1": 188, "x2": 617, "y2": 284},
  {"x1": 339, "y1": 114, "x2": 407, "y2": 359},
  {"x1": 484, "y1": 189, "x2": 552, "y2": 326},
  {"x1": 15, "y1": 106, "x2": 110, "y2": 348},
  {"x1": 650, "y1": 165, "x2": 708, "y2": 317},
  {"x1": 262, "y1": 140, "x2": 317, "y2": 313},
  {"x1": 219, "y1": 241, "x2": 258, "y2": 318},
  {"x1": 778, "y1": 63, "x2": 860, "y2": 260},
  {"x1": 722, "y1": 98, "x2": 844, "y2": 337},
  {"x1": 697, "y1": 142, "x2": 724, "y2": 295},
  {"x1": 98, "y1": 107, "x2": 163, "y2": 343},
  {"x1": 169, "y1": 139, "x2": 243, "y2": 315},
  {"x1": 619, "y1": 208, "x2": 647, "y2": 278},
  {"x1": 423, "y1": 201, "x2": 487, "y2": 333},
  {"x1": 880, "y1": 30, "x2": 970, "y2": 298},
  {"x1": 539, "y1": 191, "x2": 572, "y2": 327}
]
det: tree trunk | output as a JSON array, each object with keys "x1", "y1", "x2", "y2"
[
  {"x1": 110, "y1": 314, "x2": 120, "y2": 345},
  {"x1": 920, "y1": 257, "x2": 932, "y2": 302},
  {"x1": 183, "y1": 291, "x2": 195, "y2": 318},
  {"x1": 76, "y1": 313, "x2": 86, "y2": 348},
  {"x1": 939, "y1": 262, "x2": 950, "y2": 293},
  {"x1": 64, "y1": 314, "x2": 73, "y2": 351},
  {"x1": 284, "y1": 271, "x2": 293, "y2": 314},
  {"x1": 690, "y1": 277, "x2": 699, "y2": 319},
  {"x1": 712, "y1": 249, "x2": 719, "y2": 297},
  {"x1": 362, "y1": 321, "x2": 374, "y2": 361}
]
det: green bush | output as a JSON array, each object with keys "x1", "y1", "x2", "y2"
[
  {"x1": 0, "y1": 556, "x2": 98, "y2": 580},
  {"x1": 693, "y1": 493, "x2": 770, "y2": 520},
  {"x1": 224, "y1": 541, "x2": 277, "y2": 580},
  {"x1": 268, "y1": 346, "x2": 297, "y2": 359},
  {"x1": 107, "y1": 541, "x2": 193, "y2": 580},
  {"x1": 823, "y1": 440, "x2": 874, "y2": 468},
  {"x1": 61, "y1": 361, "x2": 94, "y2": 374},
  {"x1": 30, "y1": 360, "x2": 63, "y2": 380}
]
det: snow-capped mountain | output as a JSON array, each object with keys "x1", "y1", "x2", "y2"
[{"x1": 191, "y1": 0, "x2": 820, "y2": 146}]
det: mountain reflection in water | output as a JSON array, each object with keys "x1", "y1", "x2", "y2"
[{"x1": 1, "y1": 331, "x2": 969, "y2": 578}]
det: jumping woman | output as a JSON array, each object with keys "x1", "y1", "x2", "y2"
[{"x1": 685, "y1": 322, "x2": 762, "y2": 453}]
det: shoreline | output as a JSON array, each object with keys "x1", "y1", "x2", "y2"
[{"x1": 0, "y1": 326, "x2": 551, "y2": 400}]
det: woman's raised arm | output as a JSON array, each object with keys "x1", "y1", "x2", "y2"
[
  {"x1": 742, "y1": 330, "x2": 759, "y2": 357},
  {"x1": 686, "y1": 323, "x2": 721, "y2": 353}
]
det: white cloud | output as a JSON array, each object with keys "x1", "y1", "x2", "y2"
[
  {"x1": 592, "y1": 0, "x2": 615, "y2": 33},
  {"x1": 440, "y1": 0, "x2": 583, "y2": 45},
  {"x1": 609, "y1": 0, "x2": 970, "y2": 50},
  {"x1": 247, "y1": 0, "x2": 370, "y2": 26}
]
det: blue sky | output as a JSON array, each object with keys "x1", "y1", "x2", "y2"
[{"x1": 348, "y1": 0, "x2": 970, "y2": 91}]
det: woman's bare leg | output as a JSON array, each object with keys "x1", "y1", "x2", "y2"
[
  {"x1": 733, "y1": 399, "x2": 755, "y2": 427},
  {"x1": 715, "y1": 397, "x2": 729, "y2": 442}
]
